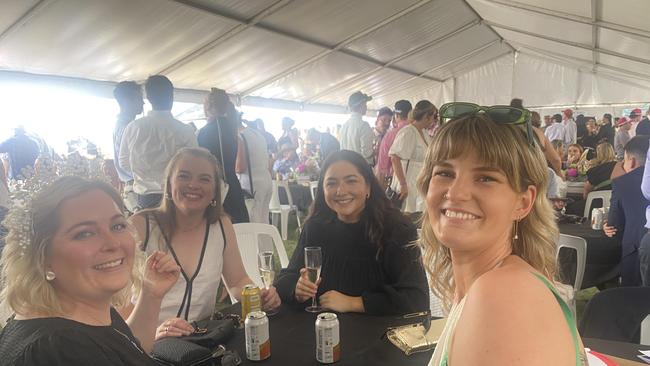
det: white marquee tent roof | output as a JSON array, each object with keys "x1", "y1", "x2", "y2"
[{"x1": 1, "y1": 0, "x2": 649, "y2": 114}]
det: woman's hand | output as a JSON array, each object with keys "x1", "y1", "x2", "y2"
[
  {"x1": 295, "y1": 268, "x2": 320, "y2": 303},
  {"x1": 142, "y1": 251, "x2": 181, "y2": 300},
  {"x1": 319, "y1": 291, "x2": 364, "y2": 313},
  {"x1": 261, "y1": 286, "x2": 281, "y2": 311},
  {"x1": 155, "y1": 317, "x2": 195, "y2": 340},
  {"x1": 399, "y1": 183, "x2": 409, "y2": 200}
]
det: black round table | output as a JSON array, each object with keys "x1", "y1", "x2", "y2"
[
  {"x1": 584, "y1": 337, "x2": 650, "y2": 364},
  {"x1": 223, "y1": 303, "x2": 433, "y2": 365},
  {"x1": 558, "y1": 222, "x2": 621, "y2": 288}
]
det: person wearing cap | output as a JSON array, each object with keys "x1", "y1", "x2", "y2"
[
  {"x1": 629, "y1": 108, "x2": 643, "y2": 138},
  {"x1": 372, "y1": 107, "x2": 393, "y2": 166},
  {"x1": 615, "y1": 116, "x2": 632, "y2": 160},
  {"x1": 562, "y1": 108, "x2": 577, "y2": 145},
  {"x1": 375, "y1": 100, "x2": 413, "y2": 190},
  {"x1": 635, "y1": 107, "x2": 650, "y2": 136},
  {"x1": 339, "y1": 91, "x2": 374, "y2": 164}
]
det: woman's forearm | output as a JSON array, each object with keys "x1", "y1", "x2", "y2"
[{"x1": 127, "y1": 292, "x2": 164, "y2": 354}]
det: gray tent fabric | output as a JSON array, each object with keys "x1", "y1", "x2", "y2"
[{"x1": 1, "y1": 0, "x2": 649, "y2": 111}]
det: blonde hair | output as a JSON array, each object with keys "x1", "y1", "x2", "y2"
[
  {"x1": 138, "y1": 147, "x2": 223, "y2": 240},
  {"x1": 416, "y1": 114, "x2": 558, "y2": 309},
  {"x1": 590, "y1": 142, "x2": 616, "y2": 167},
  {"x1": 0, "y1": 176, "x2": 142, "y2": 317}
]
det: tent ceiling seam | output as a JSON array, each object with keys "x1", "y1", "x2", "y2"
[
  {"x1": 461, "y1": 0, "x2": 516, "y2": 53},
  {"x1": 591, "y1": 0, "x2": 600, "y2": 70},
  {"x1": 156, "y1": 0, "x2": 295, "y2": 75},
  {"x1": 0, "y1": 0, "x2": 52, "y2": 45},
  {"x1": 485, "y1": 0, "x2": 650, "y2": 40},
  {"x1": 485, "y1": 20, "x2": 650, "y2": 67},
  {"x1": 238, "y1": 0, "x2": 435, "y2": 96},
  {"x1": 170, "y1": 0, "x2": 441, "y2": 92},
  {"x1": 301, "y1": 20, "x2": 483, "y2": 103}
]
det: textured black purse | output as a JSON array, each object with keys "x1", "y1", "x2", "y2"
[{"x1": 152, "y1": 318, "x2": 238, "y2": 366}]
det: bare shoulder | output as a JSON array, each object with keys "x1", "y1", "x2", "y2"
[{"x1": 450, "y1": 259, "x2": 576, "y2": 366}]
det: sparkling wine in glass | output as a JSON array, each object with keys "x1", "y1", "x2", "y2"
[
  {"x1": 304, "y1": 246, "x2": 323, "y2": 313},
  {"x1": 258, "y1": 250, "x2": 278, "y2": 315}
]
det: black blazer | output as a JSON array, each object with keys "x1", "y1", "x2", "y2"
[{"x1": 608, "y1": 167, "x2": 650, "y2": 257}]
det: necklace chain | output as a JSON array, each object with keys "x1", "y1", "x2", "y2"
[{"x1": 113, "y1": 327, "x2": 145, "y2": 354}]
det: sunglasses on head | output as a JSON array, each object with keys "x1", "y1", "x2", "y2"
[{"x1": 438, "y1": 102, "x2": 536, "y2": 146}]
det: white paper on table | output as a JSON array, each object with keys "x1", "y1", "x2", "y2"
[
  {"x1": 638, "y1": 354, "x2": 650, "y2": 364},
  {"x1": 640, "y1": 350, "x2": 650, "y2": 357},
  {"x1": 586, "y1": 351, "x2": 608, "y2": 366}
]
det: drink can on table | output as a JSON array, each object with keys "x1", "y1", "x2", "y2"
[
  {"x1": 241, "y1": 284, "x2": 262, "y2": 319},
  {"x1": 591, "y1": 208, "x2": 604, "y2": 230},
  {"x1": 316, "y1": 312, "x2": 340, "y2": 364},
  {"x1": 245, "y1": 311, "x2": 270, "y2": 361}
]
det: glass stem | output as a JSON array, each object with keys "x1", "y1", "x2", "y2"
[{"x1": 312, "y1": 295, "x2": 317, "y2": 308}]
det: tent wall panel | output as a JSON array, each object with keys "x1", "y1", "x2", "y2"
[
  {"x1": 511, "y1": 53, "x2": 580, "y2": 107},
  {"x1": 455, "y1": 54, "x2": 514, "y2": 105}
]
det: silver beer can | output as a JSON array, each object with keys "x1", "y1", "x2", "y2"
[
  {"x1": 245, "y1": 311, "x2": 270, "y2": 361},
  {"x1": 316, "y1": 312, "x2": 340, "y2": 364},
  {"x1": 591, "y1": 207, "x2": 604, "y2": 230}
]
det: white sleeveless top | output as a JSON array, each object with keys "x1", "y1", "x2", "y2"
[{"x1": 141, "y1": 216, "x2": 225, "y2": 325}]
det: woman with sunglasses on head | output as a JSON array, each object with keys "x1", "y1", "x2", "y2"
[
  {"x1": 389, "y1": 100, "x2": 438, "y2": 213},
  {"x1": 0, "y1": 177, "x2": 180, "y2": 365},
  {"x1": 275, "y1": 150, "x2": 429, "y2": 315},
  {"x1": 423, "y1": 105, "x2": 585, "y2": 366},
  {"x1": 126, "y1": 148, "x2": 280, "y2": 340}
]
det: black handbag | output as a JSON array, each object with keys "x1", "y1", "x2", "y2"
[
  {"x1": 386, "y1": 160, "x2": 409, "y2": 209},
  {"x1": 152, "y1": 318, "x2": 239, "y2": 366}
]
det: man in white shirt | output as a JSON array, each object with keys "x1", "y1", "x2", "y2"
[
  {"x1": 119, "y1": 75, "x2": 197, "y2": 209},
  {"x1": 339, "y1": 91, "x2": 374, "y2": 164},
  {"x1": 544, "y1": 114, "x2": 567, "y2": 143},
  {"x1": 562, "y1": 108, "x2": 577, "y2": 145}
]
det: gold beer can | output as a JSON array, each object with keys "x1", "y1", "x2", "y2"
[{"x1": 241, "y1": 284, "x2": 262, "y2": 318}]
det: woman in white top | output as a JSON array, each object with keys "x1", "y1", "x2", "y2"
[
  {"x1": 389, "y1": 100, "x2": 437, "y2": 213},
  {"x1": 419, "y1": 108, "x2": 585, "y2": 366},
  {"x1": 127, "y1": 147, "x2": 280, "y2": 340},
  {"x1": 236, "y1": 121, "x2": 273, "y2": 224}
]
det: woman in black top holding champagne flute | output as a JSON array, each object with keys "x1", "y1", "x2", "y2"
[{"x1": 275, "y1": 150, "x2": 429, "y2": 315}]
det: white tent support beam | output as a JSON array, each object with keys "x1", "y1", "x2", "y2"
[
  {"x1": 485, "y1": 0, "x2": 650, "y2": 40},
  {"x1": 591, "y1": 0, "x2": 600, "y2": 70},
  {"x1": 0, "y1": 0, "x2": 53, "y2": 44},
  {"x1": 237, "y1": 0, "x2": 435, "y2": 96},
  {"x1": 157, "y1": 0, "x2": 295, "y2": 75},
  {"x1": 171, "y1": 0, "x2": 442, "y2": 89},
  {"x1": 302, "y1": 20, "x2": 482, "y2": 103},
  {"x1": 511, "y1": 42, "x2": 650, "y2": 83},
  {"x1": 514, "y1": 48, "x2": 650, "y2": 93},
  {"x1": 369, "y1": 40, "x2": 502, "y2": 102},
  {"x1": 485, "y1": 20, "x2": 650, "y2": 67},
  {"x1": 461, "y1": 0, "x2": 516, "y2": 53}
]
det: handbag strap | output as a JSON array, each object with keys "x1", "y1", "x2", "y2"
[{"x1": 240, "y1": 131, "x2": 255, "y2": 196}]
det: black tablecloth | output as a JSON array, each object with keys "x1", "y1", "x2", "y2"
[
  {"x1": 223, "y1": 303, "x2": 434, "y2": 365},
  {"x1": 584, "y1": 338, "x2": 650, "y2": 362},
  {"x1": 558, "y1": 223, "x2": 621, "y2": 288},
  {"x1": 279, "y1": 184, "x2": 313, "y2": 213}
]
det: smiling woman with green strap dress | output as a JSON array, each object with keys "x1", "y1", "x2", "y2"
[{"x1": 419, "y1": 103, "x2": 587, "y2": 366}]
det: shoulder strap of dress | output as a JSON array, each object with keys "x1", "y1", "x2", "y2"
[{"x1": 531, "y1": 272, "x2": 583, "y2": 366}]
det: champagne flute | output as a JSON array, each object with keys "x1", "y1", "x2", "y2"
[
  {"x1": 258, "y1": 250, "x2": 278, "y2": 316},
  {"x1": 304, "y1": 246, "x2": 323, "y2": 313}
]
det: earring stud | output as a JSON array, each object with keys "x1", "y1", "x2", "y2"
[{"x1": 45, "y1": 270, "x2": 56, "y2": 281}]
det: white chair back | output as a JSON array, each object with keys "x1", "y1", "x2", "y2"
[
  {"x1": 642, "y1": 314, "x2": 650, "y2": 345},
  {"x1": 556, "y1": 234, "x2": 587, "y2": 313},
  {"x1": 269, "y1": 180, "x2": 301, "y2": 239},
  {"x1": 309, "y1": 181, "x2": 318, "y2": 201},
  {"x1": 583, "y1": 190, "x2": 612, "y2": 219}
]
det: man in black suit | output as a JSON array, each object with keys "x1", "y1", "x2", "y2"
[
  {"x1": 635, "y1": 107, "x2": 650, "y2": 136},
  {"x1": 604, "y1": 135, "x2": 650, "y2": 286}
]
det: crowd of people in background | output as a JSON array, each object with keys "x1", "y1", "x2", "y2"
[{"x1": 0, "y1": 72, "x2": 649, "y2": 365}]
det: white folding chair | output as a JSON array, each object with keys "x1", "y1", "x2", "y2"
[
  {"x1": 641, "y1": 315, "x2": 650, "y2": 345},
  {"x1": 556, "y1": 234, "x2": 587, "y2": 313},
  {"x1": 230, "y1": 223, "x2": 290, "y2": 303},
  {"x1": 583, "y1": 190, "x2": 612, "y2": 220},
  {"x1": 309, "y1": 181, "x2": 318, "y2": 201},
  {"x1": 269, "y1": 180, "x2": 301, "y2": 240}
]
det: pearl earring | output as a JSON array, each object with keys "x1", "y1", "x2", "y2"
[{"x1": 45, "y1": 271, "x2": 56, "y2": 281}]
